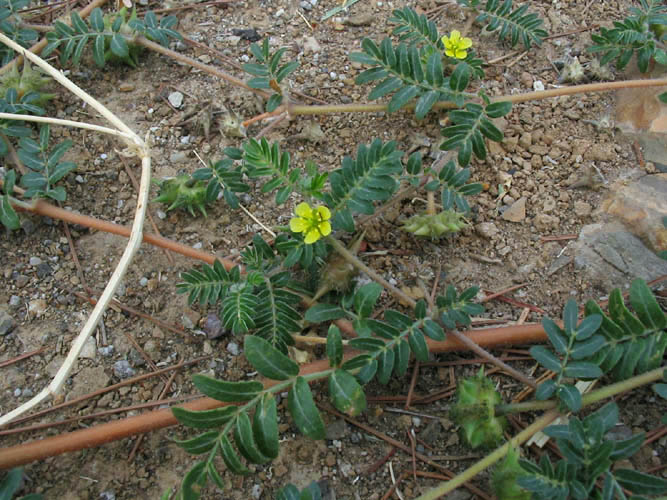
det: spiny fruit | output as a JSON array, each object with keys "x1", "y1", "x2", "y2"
[
  {"x1": 308, "y1": 232, "x2": 365, "y2": 305},
  {"x1": 402, "y1": 210, "x2": 467, "y2": 238},
  {"x1": 0, "y1": 60, "x2": 54, "y2": 105},
  {"x1": 153, "y1": 175, "x2": 210, "y2": 217},
  {"x1": 491, "y1": 446, "x2": 530, "y2": 500},
  {"x1": 450, "y1": 367, "x2": 507, "y2": 449}
]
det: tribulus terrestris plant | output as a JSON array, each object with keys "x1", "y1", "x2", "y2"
[{"x1": 0, "y1": 1, "x2": 666, "y2": 499}]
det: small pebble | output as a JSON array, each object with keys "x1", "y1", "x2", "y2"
[
  {"x1": 227, "y1": 342, "x2": 240, "y2": 356},
  {"x1": 14, "y1": 388, "x2": 21, "y2": 397},
  {"x1": 274, "y1": 8, "x2": 285, "y2": 17},
  {"x1": 168, "y1": 91, "x2": 184, "y2": 109},
  {"x1": 29, "y1": 256, "x2": 42, "y2": 266},
  {"x1": 533, "y1": 80, "x2": 545, "y2": 91},
  {"x1": 75, "y1": 175, "x2": 85, "y2": 183},
  {"x1": 113, "y1": 360, "x2": 136, "y2": 379},
  {"x1": 300, "y1": 1, "x2": 312, "y2": 10},
  {"x1": 100, "y1": 153, "x2": 108, "y2": 160},
  {"x1": 139, "y1": 277, "x2": 148, "y2": 287},
  {"x1": 99, "y1": 345, "x2": 115, "y2": 357},
  {"x1": 22, "y1": 388, "x2": 33, "y2": 397},
  {"x1": 156, "y1": 210, "x2": 167, "y2": 220},
  {"x1": 9, "y1": 295, "x2": 20, "y2": 308}
]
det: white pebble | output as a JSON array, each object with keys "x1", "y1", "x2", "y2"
[
  {"x1": 75, "y1": 175, "x2": 85, "y2": 183},
  {"x1": 274, "y1": 8, "x2": 285, "y2": 17},
  {"x1": 29, "y1": 256, "x2": 42, "y2": 266},
  {"x1": 14, "y1": 388, "x2": 21, "y2": 397},
  {"x1": 156, "y1": 210, "x2": 167, "y2": 220},
  {"x1": 168, "y1": 91, "x2": 184, "y2": 109},
  {"x1": 100, "y1": 153, "x2": 108, "y2": 160},
  {"x1": 329, "y1": 71, "x2": 337, "y2": 80},
  {"x1": 139, "y1": 277, "x2": 148, "y2": 286},
  {"x1": 533, "y1": 80, "x2": 545, "y2": 91}
]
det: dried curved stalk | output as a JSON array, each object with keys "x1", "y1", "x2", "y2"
[{"x1": 0, "y1": 34, "x2": 151, "y2": 427}]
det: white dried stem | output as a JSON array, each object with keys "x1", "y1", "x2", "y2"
[
  {"x1": 0, "y1": 36, "x2": 151, "y2": 426},
  {"x1": 0, "y1": 112, "x2": 136, "y2": 140}
]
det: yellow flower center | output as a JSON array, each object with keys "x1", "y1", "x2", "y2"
[
  {"x1": 289, "y1": 202, "x2": 332, "y2": 244},
  {"x1": 441, "y1": 30, "x2": 473, "y2": 60}
]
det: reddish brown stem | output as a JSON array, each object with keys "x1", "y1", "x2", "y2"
[{"x1": 0, "y1": 323, "x2": 549, "y2": 470}]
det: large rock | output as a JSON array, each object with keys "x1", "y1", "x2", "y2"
[
  {"x1": 572, "y1": 221, "x2": 667, "y2": 290},
  {"x1": 601, "y1": 173, "x2": 667, "y2": 253}
]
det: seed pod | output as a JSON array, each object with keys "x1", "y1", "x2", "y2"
[
  {"x1": 450, "y1": 367, "x2": 507, "y2": 449},
  {"x1": 0, "y1": 60, "x2": 55, "y2": 105},
  {"x1": 491, "y1": 446, "x2": 530, "y2": 500},
  {"x1": 402, "y1": 210, "x2": 467, "y2": 239},
  {"x1": 309, "y1": 232, "x2": 364, "y2": 305},
  {"x1": 153, "y1": 175, "x2": 210, "y2": 217}
]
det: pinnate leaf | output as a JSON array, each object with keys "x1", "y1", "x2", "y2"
[
  {"x1": 244, "y1": 335, "x2": 299, "y2": 381},
  {"x1": 288, "y1": 377, "x2": 325, "y2": 439},
  {"x1": 328, "y1": 369, "x2": 367, "y2": 416}
]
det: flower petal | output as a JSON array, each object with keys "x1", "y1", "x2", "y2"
[
  {"x1": 304, "y1": 229, "x2": 320, "y2": 244},
  {"x1": 295, "y1": 202, "x2": 313, "y2": 218},
  {"x1": 455, "y1": 49, "x2": 467, "y2": 59},
  {"x1": 290, "y1": 218, "x2": 307, "y2": 233},
  {"x1": 450, "y1": 30, "x2": 461, "y2": 42},
  {"x1": 316, "y1": 205, "x2": 331, "y2": 221},
  {"x1": 461, "y1": 37, "x2": 473, "y2": 49},
  {"x1": 440, "y1": 35, "x2": 450, "y2": 46},
  {"x1": 445, "y1": 48, "x2": 455, "y2": 58},
  {"x1": 319, "y1": 221, "x2": 332, "y2": 237}
]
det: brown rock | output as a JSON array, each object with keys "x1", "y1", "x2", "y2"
[
  {"x1": 502, "y1": 197, "x2": 526, "y2": 222},
  {"x1": 601, "y1": 173, "x2": 667, "y2": 252}
]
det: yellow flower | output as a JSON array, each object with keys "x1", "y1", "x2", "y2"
[
  {"x1": 290, "y1": 202, "x2": 332, "y2": 244},
  {"x1": 441, "y1": 30, "x2": 473, "y2": 60}
]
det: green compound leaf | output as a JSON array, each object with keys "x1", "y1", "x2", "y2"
[
  {"x1": 181, "y1": 460, "x2": 207, "y2": 500},
  {"x1": 252, "y1": 393, "x2": 280, "y2": 459},
  {"x1": 563, "y1": 361, "x2": 602, "y2": 379},
  {"x1": 244, "y1": 335, "x2": 299, "y2": 381},
  {"x1": 408, "y1": 329, "x2": 429, "y2": 362},
  {"x1": 326, "y1": 325, "x2": 343, "y2": 367},
  {"x1": 305, "y1": 303, "x2": 346, "y2": 323},
  {"x1": 172, "y1": 406, "x2": 237, "y2": 429},
  {"x1": 192, "y1": 374, "x2": 263, "y2": 402},
  {"x1": 557, "y1": 384, "x2": 582, "y2": 412},
  {"x1": 615, "y1": 468, "x2": 667, "y2": 495},
  {"x1": 207, "y1": 460, "x2": 225, "y2": 489},
  {"x1": 629, "y1": 278, "x2": 666, "y2": 331},
  {"x1": 393, "y1": 339, "x2": 410, "y2": 376},
  {"x1": 0, "y1": 194, "x2": 20, "y2": 230},
  {"x1": 328, "y1": 369, "x2": 367, "y2": 416},
  {"x1": 415, "y1": 90, "x2": 440, "y2": 120},
  {"x1": 376, "y1": 348, "x2": 395, "y2": 385},
  {"x1": 219, "y1": 434, "x2": 250, "y2": 475},
  {"x1": 234, "y1": 412, "x2": 271, "y2": 464},
  {"x1": 530, "y1": 345, "x2": 562, "y2": 373},
  {"x1": 288, "y1": 376, "x2": 325, "y2": 439},
  {"x1": 173, "y1": 431, "x2": 219, "y2": 455},
  {"x1": 354, "y1": 282, "x2": 383, "y2": 318}
]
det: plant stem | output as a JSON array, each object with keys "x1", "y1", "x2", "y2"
[
  {"x1": 326, "y1": 235, "x2": 417, "y2": 309},
  {"x1": 416, "y1": 365, "x2": 667, "y2": 499},
  {"x1": 286, "y1": 78, "x2": 667, "y2": 116},
  {"x1": 136, "y1": 36, "x2": 270, "y2": 99},
  {"x1": 496, "y1": 364, "x2": 667, "y2": 415},
  {"x1": 446, "y1": 329, "x2": 537, "y2": 388}
]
